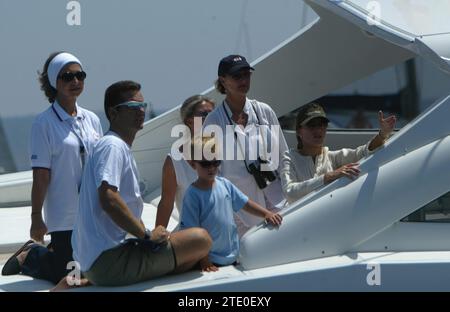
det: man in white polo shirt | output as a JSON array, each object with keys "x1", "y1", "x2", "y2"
[{"x1": 71, "y1": 80, "x2": 212, "y2": 286}]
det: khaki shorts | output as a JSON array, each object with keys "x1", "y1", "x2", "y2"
[{"x1": 84, "y1": 239, "x2": 176, "y2": 287}]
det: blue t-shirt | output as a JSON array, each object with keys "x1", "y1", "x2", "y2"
[{"x1": 180, "y1": 176, "x2": 249, "y2": 265}]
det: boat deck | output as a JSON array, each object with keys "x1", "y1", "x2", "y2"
[{"x1": 3, "y1": 251, "x2": 450, "y2": 291}]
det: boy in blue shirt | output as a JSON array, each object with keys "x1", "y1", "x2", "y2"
[{"x1": 180, "y1": 137, "x2": 282, "y2": 271}]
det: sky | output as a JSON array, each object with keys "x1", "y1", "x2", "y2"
[
  {"x1": 0, "y1": 0, "x2": 313, "y2": 171},
  {"x1": 0, "y1": 0, "x2": 311, "y2": 118},
  {"x1": 2, "y1": 0, "x2": 450, "y2": 172}
]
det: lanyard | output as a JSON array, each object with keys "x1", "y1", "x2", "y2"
[
  {"x1": 52, "y1": 104, "x2": 87, "y2": 191},
  {"x1": 222, "y1": 100, "x2": 268, "y2": 173}
]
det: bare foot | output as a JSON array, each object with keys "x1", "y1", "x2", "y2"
[{"x1": 50, "y1": 276, "x2": 91, "y2": 292}]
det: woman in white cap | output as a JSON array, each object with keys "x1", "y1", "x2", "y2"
[
  {"x1": 203, "y1": 55, "x2": 289, "y2": 235},
  {"x1": 1, "y1": 51, "x2": 103, "y2": 284},
  {"x1": 155, "y1": 95, "x2": 215, "y2": 228},
  {"x1": 280, "y1": 102, "x2": 396, "y2": 204}
]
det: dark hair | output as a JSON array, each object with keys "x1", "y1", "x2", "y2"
[
  {"x1": 180, "y1": 95, "x2": 215, "y2": 124},
  {"x1": 296, "y1": 133, "x2": 303, "y2": 150},
  {"x1": 104, "y1": 80, "x2": 141, "y2": 121},
  {"x1": 38, "y1": 51, "x2": 64, "y2": 103},
  {"x1": 214, "y1": 78, "x2": 226, "y2": 94}
]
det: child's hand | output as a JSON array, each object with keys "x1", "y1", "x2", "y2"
[
  {"x1": 200, "y1": 257, "x2": 219, "y2": 272},
  {"x1": 264, "y1": 212, "x2": 282, "y2": 227}
]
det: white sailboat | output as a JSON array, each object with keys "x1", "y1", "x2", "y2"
[{"x1": 1, "y1": 0, "x2": 450, "y2": 291}]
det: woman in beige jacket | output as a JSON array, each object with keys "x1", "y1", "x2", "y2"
[{"x1": 280, "y1": 103, "x2": 396, "y2": 204}]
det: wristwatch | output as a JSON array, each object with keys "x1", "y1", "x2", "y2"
[{"x1": 143, "y1": 228, "x2": 152, "y2": 240}]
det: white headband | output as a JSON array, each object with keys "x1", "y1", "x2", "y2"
[{"x1": 47, "y1": 52, "x2": 83, "y2": 88}]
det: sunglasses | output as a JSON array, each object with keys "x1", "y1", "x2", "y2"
[
  {"x1": 305, "y1": 118, "x2": 328, "y2": 129},
  {"x1": 193, "y1": 111, "x2": 210, "y2": 119},
  {"x1": 58, "y1": 71, "x2": 87, "y2": 82},
  {"x1": 230, "y1": 71, "x2": 252, "y2": 81},
  {"x1": 197, "y1": 160, "x2": 222, "y2": 168},
  {"x1": 114, "y1": 101, "x2": 148, "y2": 110}
]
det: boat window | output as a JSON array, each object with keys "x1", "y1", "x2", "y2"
[
  {"x1": 279, "y1": 56, "x2": 450, "y2": 132},
  {"x1": 401, "y1": 191, "x2": 450, "y2": 223}
]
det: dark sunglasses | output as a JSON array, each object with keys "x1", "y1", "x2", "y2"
[
  {"x1": 58, "y1": 71, "x2": 87, "y2": 82},
  {"x1": 114, "y1": 101, "x2": 148, "y2": 111},
  {"x1": 193, "y1": 111, "x2": 210, "y2": 119},
  {"x1": 230, "y1": 71, "x2": 252, "y2": 81},
  {"x1": 305, "y1": 118, "x2": 328, "y2": 129},
  {"x1": 197, "y1": 160, "x2": 222, "y2": 168}
]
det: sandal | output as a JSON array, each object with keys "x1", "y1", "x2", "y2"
[{"x1": 1, "y1": 240, "x2": 36, "y2": 276}]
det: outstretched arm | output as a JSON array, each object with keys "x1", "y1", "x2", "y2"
[
  {"x1": 368, "y1": 111, "x2": 396, "y2": 151},
  {"x1": 242, "y1": 199, "x2": 282, "y2": 226}
]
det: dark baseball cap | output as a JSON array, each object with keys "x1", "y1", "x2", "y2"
[
  {"x1": 218, "y1": 55, "x2": 255, "y2": 76},
  {"x1": 296, "y1": 103, "x2": 329, "y2": 127}
]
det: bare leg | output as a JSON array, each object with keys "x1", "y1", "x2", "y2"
[{"x1": 169, "y1": 227, "x2": 212, "y2": 273}]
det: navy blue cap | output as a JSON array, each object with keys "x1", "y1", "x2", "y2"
[{"x1": 218, "y1": 55, "x2": 254, "y2": 76}]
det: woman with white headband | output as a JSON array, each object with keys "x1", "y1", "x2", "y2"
[{"x1": 1, "y1": 51, "x2": 103, "y2": 285}]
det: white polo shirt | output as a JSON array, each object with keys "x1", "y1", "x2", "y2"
[
  {"x1": 203, "y1": 98, "x2": 288, "y2": 228},
  {"x1": 72, "y1": 131, "x2": 143, "y2": 272},
  {"x1": 29, "y1": 101, "x2": 103, "y2": 233}
]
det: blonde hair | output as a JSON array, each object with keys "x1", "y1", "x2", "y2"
[
  {"x1": 189, "y1": 136, "x2": 218, "y2": 161},
  {"x1": 214, "y1": 78, "x2": 226, "y2": 94},
  {"x1": 180, "y1": 95, "x2": 215, "y2": 124}
]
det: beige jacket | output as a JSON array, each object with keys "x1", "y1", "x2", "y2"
[{"x1": 280, "y1": 143, "x2": 371, "y2": 203}]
